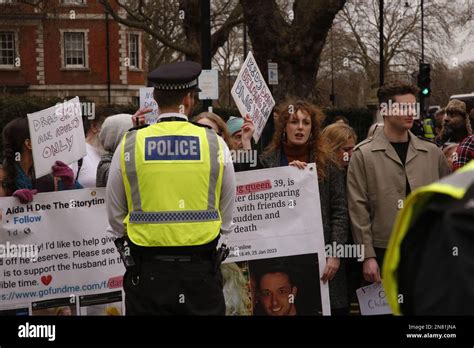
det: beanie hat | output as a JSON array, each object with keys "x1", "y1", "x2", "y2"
[
  {"x1": 226, "y1": 116, "x2": 244, "y2": 135},
  {"x1": 446, "y1": 99, "x2": 467, "y2": 116},
  {"x1": 446, "y1": 99, "x2": 472, "y2": 135}
]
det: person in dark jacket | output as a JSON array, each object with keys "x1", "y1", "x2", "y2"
[{"x1": 259, "y1": 100, "x2": 349, "y2": 314}]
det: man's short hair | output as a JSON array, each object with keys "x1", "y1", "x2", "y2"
[
  {"x1": 153, "y1": 88, "x2": 194, "y2": 109},
  {"x1": 377, "y1": 82, "x2": 420, "y2": 104},
  {"x1": 256, "y1": 267, "x2": 295, "y2": 290}
]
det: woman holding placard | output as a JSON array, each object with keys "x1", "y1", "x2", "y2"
[
  {"x1": 2, "y1": 117, "x2": 82, "y2": 203},
  {"x1": 259, "y1": 100, "x2": 349, "y2": 315}
]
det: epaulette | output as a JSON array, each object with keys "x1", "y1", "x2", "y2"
[
  {"x1": 353, "y1": 136, "x2": 374, "y2": 151},
  {"x1": 127, "y1": 123, "x2": 150, "y2": 132},
  {"x1": 191, "y1": 122, "x2": 213, "y2": 131}
]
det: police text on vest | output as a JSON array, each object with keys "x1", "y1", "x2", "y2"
[
  {"x1": 18, "y1": 322, "x2": 56, "y2": 341},
  {"x1": 145, "y1": 136, "x2": 200, "y2": 160}
]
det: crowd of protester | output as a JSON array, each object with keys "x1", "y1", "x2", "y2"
[{"x1": 0, "y1": 80, "x2": 472, "y2": 315}]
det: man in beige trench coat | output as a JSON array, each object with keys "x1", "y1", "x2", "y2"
[{"x1": 347, "y1": 81, "x2": 451, "y2": 284}]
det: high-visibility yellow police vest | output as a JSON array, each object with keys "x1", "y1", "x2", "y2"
[
  {"x1": 423, "y1": 119, "x2": 435, "y2": 139},
  {"x1": 383, "y1": 160, "x2": 474, "y2": 315},
  {"x1": 120, "y1": 120, "x2": 224, "y2": 247}
]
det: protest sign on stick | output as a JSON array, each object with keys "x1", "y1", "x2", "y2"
[{"x1": 231, "y1": 52, "x2": 276, "y2": 143}]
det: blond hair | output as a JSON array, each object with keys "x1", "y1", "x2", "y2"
[
  {"x1": 322, "y1": 123, "x2": 357, "y2": 150},
  {"x1": 193, "y1": 112, "x2": 231, "y2": 147},
  {"x1": 221, "y1": 263, "x2": 252, "y2": 315}
]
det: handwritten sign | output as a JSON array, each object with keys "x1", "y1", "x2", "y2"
[
  {"x1": 231, "y1": 52, "x2": 276, "y2": 143},
  {"x1": 27, "y1": 97, "x2": 86, "y2": 179},
  {"x1": 139, "y1": 87, "x2": 159, "y2": 124},
  {"x1": 356, "y1": 282, "x2": 392, "y2": 315}
]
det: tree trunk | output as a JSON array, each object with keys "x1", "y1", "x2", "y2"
[
  {"x1": 240, "y1": 0, "x2": 346, "y2": 103},
  {"x1": 179, "y1": 0, "x2": 201, "y2": 61}
]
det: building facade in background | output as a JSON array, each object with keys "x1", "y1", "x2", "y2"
[{"x1": 0, "y1": 0, "x2": 146, "y2": 105}]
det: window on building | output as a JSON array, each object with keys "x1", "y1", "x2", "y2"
[
  {"x1": 0, "y1": 31, "x2": 15, "y2": 66},
  {"x1": 64, "y1": 32, "x2": 85, "y2": 67},
  {"x1": 129, "y1": 33, "x2": 139, "y2": 69}
]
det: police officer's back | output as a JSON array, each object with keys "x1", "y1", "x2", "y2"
[
  {"x1": 383, "y1": 160, "x2": 474, "y2": 315},
  {"x1": 106, "y1": 61, "x2": 236, "y2": 315}
]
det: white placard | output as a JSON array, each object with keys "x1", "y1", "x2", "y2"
[
  {"x1": 139, "y1": 87, "x2": 159, "y2": 124},
  {"x1": 198, "y1": 69, "x2": 219, "y2": 100},
  {"x1": 356, "y1": 282, "x2": 392, "y2": 315},
  {"x1": 222, "y1": 164, "x2": 331, "y2": 315},
  {"x1": 27, "y1": 97, "x2": 87, "y2": 179},
  {"x1": 0, "y1": 188, "x2": 124, "y2": 316},
  {"x1": 268, "y1": 62, "x2": 278, "y2": 85},
  {"x1": 231, "y1": 52, "x2": 276, "y2": 143}
]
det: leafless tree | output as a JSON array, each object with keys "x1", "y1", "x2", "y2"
[
  {"x1": 240, "y1": 0, "x2": 346, "y2": 102},
  {"x1": 98, "y1": 0, "x2": 244, "y2": 62}
]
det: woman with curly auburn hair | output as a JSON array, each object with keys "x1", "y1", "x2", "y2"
[{"x1": 259, "y1": 100, "x2": 349, "y2": 315}]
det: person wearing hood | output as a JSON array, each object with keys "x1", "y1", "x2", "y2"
[{"x1": 96, "y1": 114, "x2": 133, "y2": 187}]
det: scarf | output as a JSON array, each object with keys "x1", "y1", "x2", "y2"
[{"x1": 283, "y1": 142, "x2": 311, "y2": 163}]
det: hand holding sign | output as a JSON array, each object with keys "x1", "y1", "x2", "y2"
[
  {"x1": 241, "y1": 115, "x2": 255, "y2": 149},
  {"x1": 52, "y1": 161, "x2": 75, "y2": 188},
  {"x1": 12, "y1": 189, "x2": 38, "y2": 204},
  {"x1": 132, "y1": 107, "x2": 153, "y2": 127}
]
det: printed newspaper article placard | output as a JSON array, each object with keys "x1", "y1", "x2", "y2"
[
  {"x1": 0, "y1": 188, "x2": 124, "y2": 316},
  {"x1": 27, "y1": 97, "x2": 87, "y2": 179},
  {"x1": 231, "y1": 51, "x2": 276, "y2": 143},
  {"x1": 198, "y1": 69, "x2": 219, "y2": 100},
  {"x1": 356, "y1": 282, "x2": 392, "y2": 315},
  {"x1": 139, "y1": 87, "x2": 159, "y2": 124},
  {"x1": 222, "y1": 164, "x2": 331, "y2": 316},
  {"x1": 0, "y1": 167, "x2": 330, "y2": 316}
]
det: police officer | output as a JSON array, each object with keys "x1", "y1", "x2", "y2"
[
  {"x1": 383, "y1": 160, "x2": 474, "y2": 315},
  {"x1": 106, "y1": 61, "x2": 236, "y2": 315}
]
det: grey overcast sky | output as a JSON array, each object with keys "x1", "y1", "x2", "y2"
[{"x1": 454, "y1": 27, "x2": 474, "y2": 63}]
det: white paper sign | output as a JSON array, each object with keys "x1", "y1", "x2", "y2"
[
  {"x1": 231, "y1": 52, "x2": 276, "y2": 143},
  {"x1": 268, "y1": 62, "x2": 278, "y2": 85},
  {"x1": 198, "y1": 69, "x2": 219, "y2": 100},
  {"x1": 139, "y1": 87, "x2": 159, "y2": 124},
  {"x1": 27, "y1": 97, "x2": 87, "y2": 179},
  {"x1": 356, "y1": 282, "x2": 392, "y2": 315},
  {"x1": 222, "y1": 164, "x2": 330, "y2": 315},
  {"x1": 0, "y1": 189, "x2": 125, "y2": 316}
]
